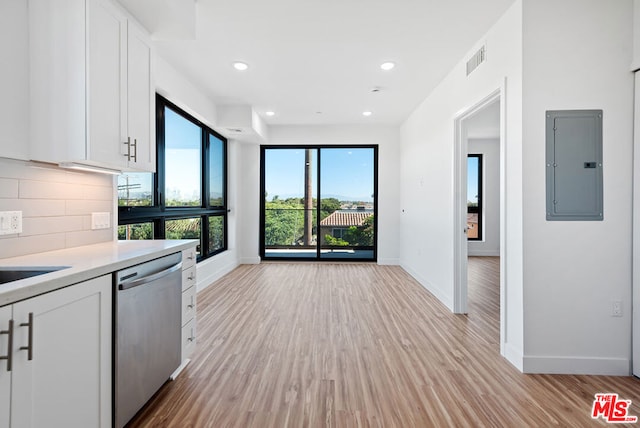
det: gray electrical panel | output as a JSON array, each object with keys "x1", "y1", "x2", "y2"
[{"x1": 546, "y1": 110, "x2": 603, "y2": 221}]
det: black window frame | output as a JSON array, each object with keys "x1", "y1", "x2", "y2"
[
  {"x1": 118, "y1": 94, "x2": 228, "y2": 261},
  {"x1": 260, "y1": 144, "x2": 378, "y2": 262},
  {"x1": 467, "y1": 153, "x2": 483, "y2": 241}
]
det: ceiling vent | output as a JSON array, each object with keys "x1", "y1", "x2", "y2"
[{"x1": 466, "y1": 45, "x2": 486, "y2": 76}]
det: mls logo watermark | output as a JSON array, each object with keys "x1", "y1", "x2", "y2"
[{"x1": 591, "y1": 393, "x2": 638, "y2": 423}]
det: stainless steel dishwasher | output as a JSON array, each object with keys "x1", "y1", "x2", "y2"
[{"x1": 113, "y1": 252, "x2": 183, "y2": 428}]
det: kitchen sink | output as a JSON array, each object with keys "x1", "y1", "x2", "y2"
[{"x1": 0, "y1": 267, "x2": 69, "y2": 284}]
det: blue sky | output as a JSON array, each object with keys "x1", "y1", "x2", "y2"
[
  {"x1": 468, "y1": 156, "x2": 479, "y2": 204},
  {"x1": 264, "y1": 148, "x2": 374, "y2": 202}
]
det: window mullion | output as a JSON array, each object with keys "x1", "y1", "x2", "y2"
[{"x1": 118, "y1": 94, "x2": 228, "y2": 260}]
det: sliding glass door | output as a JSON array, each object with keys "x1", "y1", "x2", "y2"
[{"x1": 261, "y1": 146, "x2": 377, "y2": 261}]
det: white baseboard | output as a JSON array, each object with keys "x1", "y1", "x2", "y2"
[
  {"x1": 503, "y1": 342, "x2": 524, "y2": 372},
  {"x1": 240, "y1": 256, "x2": 261, "y2": 264},
  {"x1": 523, "y1": 355, "x2": 631, "y2": 376},
  {"x1": 170, "y1": 359, "x2": 191, "y2": 380},
  {"x1": 400, "y1": 263, "x2": 453, "y2": 311},
  {"x1": 196, "y1": 255, "x2": 240, "y2": 292},
  {"x1": 377, "y1": 258, "x2": 400, "y2": 265}
]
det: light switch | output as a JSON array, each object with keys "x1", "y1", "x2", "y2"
[{"x1": 91, "y1": 212, "x2": 111, "y2": 230}]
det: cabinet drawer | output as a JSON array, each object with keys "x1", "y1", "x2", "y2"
[
  {"x1": 182, "y1": 266, "x2": 196, "y2": 292},
  {"x1": 181, "y1": 318, "x2": 196, "y2": 360},
  {"x1": 181, "y1": 285, "x2": 196, "y2": 326},
  {"x1": 182, "y1": 247, "x2": 197, "y2": 270}
]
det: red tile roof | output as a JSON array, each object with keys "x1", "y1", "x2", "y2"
[{"x1": 320, "y1": 211, "x2": 373, "y2": 227}]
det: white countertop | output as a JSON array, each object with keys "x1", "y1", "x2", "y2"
[{"x1": 0, "y1": 240, "x2": 198, "y2": 306}]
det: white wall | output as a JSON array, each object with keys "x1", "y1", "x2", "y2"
[
  {"x1": 0, "y1": 0, "x2": 29, "y2": 161},
  {"x1": 399, "y1": 1, "x2": 524, "y2": 369},
  {"x1": 633, "y1": 0, "x2": 640, "y2": 70},
  {"x1": 521, "y1": 0, "x2": 634, "y2": 375},
  {"x1": 155, "y1": 55, "x2": 240, "y2": 290},
  {"x1": 264, "y1": 125, "x2": 401, "y2": 265},
  {"x1": 631, "y1": 0, "x2": 640, "y2": 381},
  {"x1": 236, "y1": 141, "x2": 261, "y2": 264},
  {"x1": 468, "y1": 138, "x2": 500, "y2": 256}
]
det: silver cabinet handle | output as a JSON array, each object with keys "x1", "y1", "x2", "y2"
[
  {"x1": 19, "y1": 313, "x2": 33, "y2": 361},
  {"x1": 124, "y1": 137, "x2": 131, "y2": 160},
  {"x1": 187, "y1": 296, "x2": 195, "y2": 309},
  {"x1": 188, "y1": 273, "x2": 195, "y2": 281},
  {"x1": 0, "y1": 319, "x2": 14, "y2": 371},
  {"x1": 131, "y1": 138, "x2": 138, "y2": 162}
]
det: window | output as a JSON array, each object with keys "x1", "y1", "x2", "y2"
[
  {"x1": 261, "y1": 146, "x2": 377, "y2": 261},
  {"x1": 118, "y1": 95, "x2": 228, "y2": 260},
  {"x1": 467, "y1": 154, "x2": 482, "y2": 241}
]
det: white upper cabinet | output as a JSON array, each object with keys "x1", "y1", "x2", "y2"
[
  {"x1": 0, "y1": 0, "x2": 30, "y2": 161},
  {"x1": 29, "y1": 0, "x2": 155, "y2": 172},
  {"x1": 125, "y1": 20, "x2": 155, "y2": 171}
]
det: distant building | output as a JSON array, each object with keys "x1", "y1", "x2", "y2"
[
  {"x1": 467, "y1": 213, "x2": 478, "y2": 239},
  {"x1": 320, "y1": 209, "x2": 373, "y2": 244}
]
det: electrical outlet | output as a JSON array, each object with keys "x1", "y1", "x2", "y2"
[
  {"x1": 0, "y1": 211, "x2": 22, "y2": 235},
  {"x1": 91, "y1": 212, "x2": 111, "y2": 230},
  {"x1": 612, "y1": 300, "x2": 623, "y2": 317}
]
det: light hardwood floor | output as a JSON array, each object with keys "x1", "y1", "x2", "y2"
[{"x1": 128, "y1": 259, "x2": 639, "y2": 427}]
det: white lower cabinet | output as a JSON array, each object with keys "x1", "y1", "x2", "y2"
[
  {"x1": 181, "y1": 247, "x2": 197, "y2": 362},
  {"x1": 0, "y1": 306, "x2": 11, "y2": 428},
  {"x1": 0, "y1": 275, "x2": 112, "y2": 427}
]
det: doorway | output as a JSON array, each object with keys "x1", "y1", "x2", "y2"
[
  {"x1": 453, "y1": 89, "x2": 505, "y2": 351},
  {"x1": 260, "y1": 145, "x2": 378, "y2": 261}
]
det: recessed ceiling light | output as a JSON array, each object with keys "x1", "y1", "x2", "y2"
[
  {"x1": 380, "y1": 62, "x2": 395, "y2": 71},
  {"x1": 362, "y1": 111, "x2": 372, "y2": 117},
  {"x1": 233, "y1": 62, "x2": 249, "y2": 71},
  {"x1": 265, "y1": 111, "x2": 275, "y2": 117}
]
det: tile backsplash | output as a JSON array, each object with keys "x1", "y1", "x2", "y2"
[{"x1": 0, "y1": 157, "x2": 115, "y2": 259}]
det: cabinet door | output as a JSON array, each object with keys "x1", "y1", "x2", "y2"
[
  {"x1": 87, "y1": 0, "x2": 128, "y2": 168},
  {"x1": 0, "y1": 305, "x2": 11, "y2": 428},
  {"x1": 0, "y1": 0, "x2": 29, "y2": 160},
  {"x1": 11, "y1": 275, "x2": 112, "y2": 428},
  {"x1": 127, "y1": 21, "x2": 155, "y2": 172}
]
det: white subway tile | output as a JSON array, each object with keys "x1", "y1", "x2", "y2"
[
  {"x1": 0, "y1": 233, "x2": 66, "y2": 259},
  {"x1": 65, "y1": 229, "x2": 113, "y2": 248},
  {"x1": 19, "y1": 180, "x2": 72, "y2": 199},
  {"x1": 0, "y1": 178, "x2": 19, "y2": 198},
  {"x1": 66, "y1": 200, "x2": 113, "y2": 216},
  {"x1": 21, "y1": 216, "x2": 84, "y2": 237},
  {"x1": 0, "y1": 158, "x2": 68, "y2": 182},
  {"x1": 27, "y1": 200, "x2": 67, "y2": 217},
  {"x1": 0, "y1": 161, "x2": 117, "y2": 258},
  {"x1": 64, "y1": 169, "x2": 115, "y2": 187},
  {"x1": 76, "y1": 184, "x2": 114, "y2": 201}
]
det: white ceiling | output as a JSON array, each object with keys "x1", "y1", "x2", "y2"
[{"x1": 120, "y1": 0, "x2": 515, "y2": 126}]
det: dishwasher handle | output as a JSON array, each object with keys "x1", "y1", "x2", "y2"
[{"x1": 118, "y1": 262, "x2": 182, "y2": 291}]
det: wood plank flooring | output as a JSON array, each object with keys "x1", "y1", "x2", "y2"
[{"x1": 128, "y1": 259, "x2": 639, "y2": 427}]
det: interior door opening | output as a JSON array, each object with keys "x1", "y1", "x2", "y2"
[
  {"x1": 260, "y1": 145, "x2": 378, "y2": 261},
  {"x1": 454, "y1": 90, "x2": 504, "y2": 353}
]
